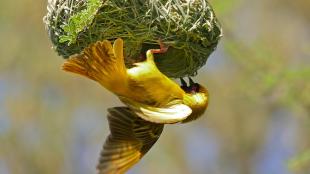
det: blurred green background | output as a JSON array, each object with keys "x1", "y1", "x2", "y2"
[{"x1": 0, "y1": 0, "x2": 309, "y2": 174}]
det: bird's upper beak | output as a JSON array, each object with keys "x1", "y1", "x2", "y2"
[{"x1": 180, "y1": 77, "x2": 201, "y2": 94}]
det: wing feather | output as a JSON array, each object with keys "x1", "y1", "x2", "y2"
[{"x1": 97, "y1": 107, "x2": 164, "y2": 174}]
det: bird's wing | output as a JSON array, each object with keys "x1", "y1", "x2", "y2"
[
  {"x1": 120, "y1": 97, "x2": 192, "y2": 124},
  {"x1": 97, "y1": 107, "x2": 164, "y2": 174}
]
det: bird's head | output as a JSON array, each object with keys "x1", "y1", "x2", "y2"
[{"x1": 180, "y1": 77, "x2": 209, "y2": 123}]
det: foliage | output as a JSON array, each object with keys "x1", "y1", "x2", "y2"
[
  {"x1": 289, "y1": 150, "x2": 310, "y2": 172},
  {"x1": 59, "y1": 0, "x2": 102, "y2": 45}
]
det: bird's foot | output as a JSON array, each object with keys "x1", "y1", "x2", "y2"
[{"x1": 150, "y1": 39, "x2": 169, "y2": 54}]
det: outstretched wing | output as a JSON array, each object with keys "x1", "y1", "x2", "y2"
[{"x1": 97, "y1": 107, "x2": 164, "y2": 174}]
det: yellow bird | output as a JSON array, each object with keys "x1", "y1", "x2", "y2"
[
  {"x1": 62, "y1": 38, "x2": 209, "y2": 173},
  {"x1": 63, "y1": 38, "x2": 208, "y2": 124}
]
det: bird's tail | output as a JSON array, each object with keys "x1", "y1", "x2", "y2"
[
  {"x1": 62, "y1": 38, "x2": 128, "y2": 95},
  {"x1": 97, "y1": 107, "x2": 164, "y2": 174}
]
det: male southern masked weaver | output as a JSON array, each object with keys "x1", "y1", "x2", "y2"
[{"x1": 62, "y1": 38, "x2": 209, "y2": 173}]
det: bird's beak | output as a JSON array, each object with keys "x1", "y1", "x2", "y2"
[
  {"x1": 189, "y1": 77, "x2": 194, "y2": 86},
  {"x1": 180, "y1": 78, "x2": 188, "y2": 87}
]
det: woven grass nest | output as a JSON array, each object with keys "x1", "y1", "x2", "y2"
[{"x1": 44, "y1": 0, "x2": 222, "y2": 78}]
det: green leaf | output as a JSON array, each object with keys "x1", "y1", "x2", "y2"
[{"x1": 59, "y1": 0, "x2": 102, "y2": 45}]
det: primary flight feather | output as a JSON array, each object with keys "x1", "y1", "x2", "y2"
[{"x1": 97, "y1": 107, "x2": 164, "y2": 174}]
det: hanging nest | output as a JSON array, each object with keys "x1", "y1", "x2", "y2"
[{"x1": 44, "y1": 0, "x2": 222, "y2": 78}]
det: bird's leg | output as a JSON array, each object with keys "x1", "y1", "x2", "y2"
[
  {"x1": 150, "y1": 39, "x2": 169, "y2": 54},
  {"x1": 146, "y1": 39, "x2": 169, "y2": 63}
]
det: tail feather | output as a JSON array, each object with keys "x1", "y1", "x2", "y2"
[
  {"x1": 97, "y1": 107, "x2": 164, "y2": 174},
  {"x1": 62, "y1": 39, "x2": 127, "y2": 95}
]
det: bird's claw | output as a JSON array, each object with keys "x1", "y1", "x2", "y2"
[{"x1": 150, "y1": 39, "x2": 169, "y2": 54}]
